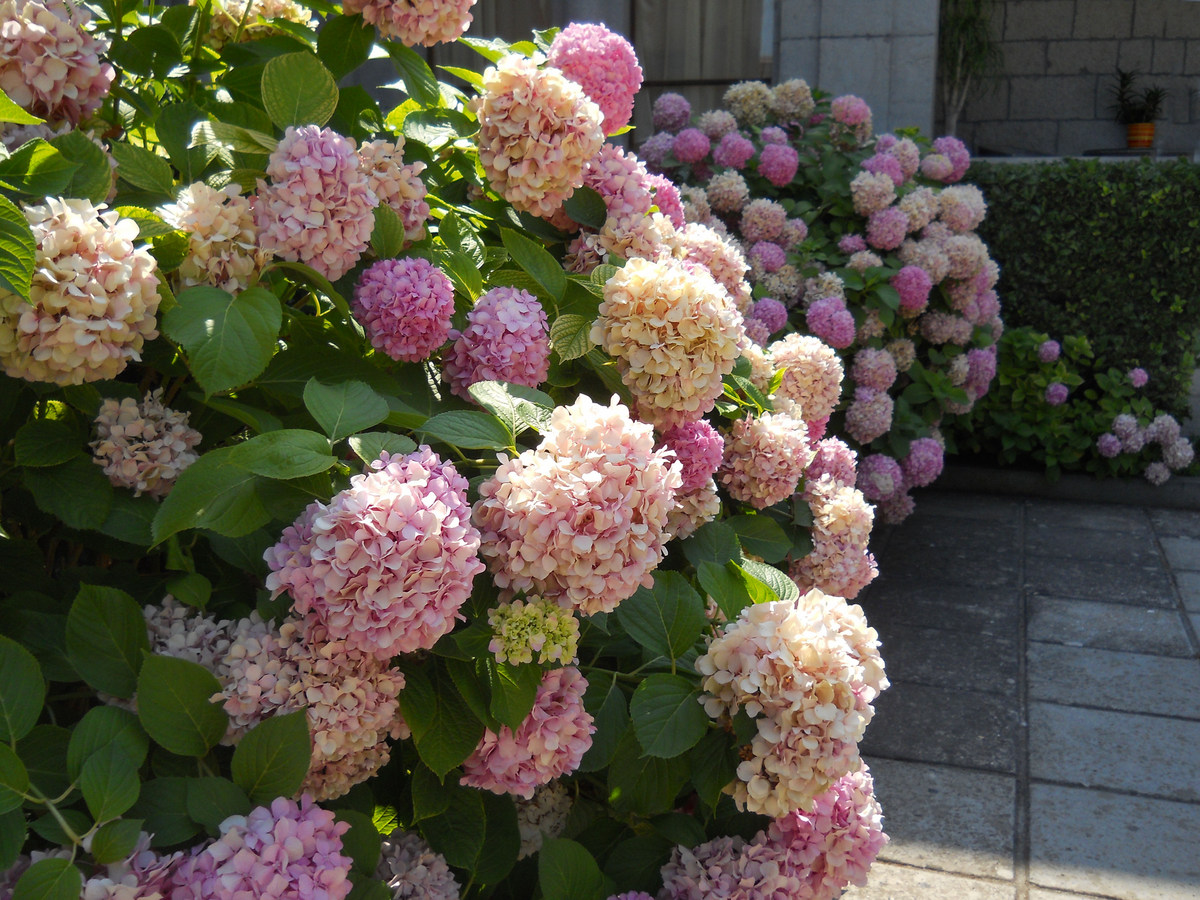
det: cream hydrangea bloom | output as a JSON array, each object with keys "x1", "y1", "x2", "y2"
[{"x1": 163, "y1": 182, "x2": 268, "y2": 293}]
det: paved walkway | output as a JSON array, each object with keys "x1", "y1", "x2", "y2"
[{"x1": 843, "y1": 491, "x2": 1200, "y2": 900}]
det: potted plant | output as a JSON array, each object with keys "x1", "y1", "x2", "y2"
[{"x1": 1108, "y1": 67, "x2": 1168, "y2": 148}]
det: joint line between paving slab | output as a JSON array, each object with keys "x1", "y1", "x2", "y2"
[
  {"x1": 1025, "y1": 775, "x2": 1200, "y2": 807},
  {"x1": 1152, "y1": 508, "x2": 1200, "y2": 659},
  {"x1": 1026, "y1": 696, "x2": 1200, "y2": 725},
  {"x1": 1015, "y1": 499, "x2": 1031, "y2": 900}
]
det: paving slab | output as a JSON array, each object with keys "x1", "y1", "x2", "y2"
[
  {"x1": 1028, "y1": 643, "x2": 1200, "y2": 718},
  {"x1": 1160, "y1": 536, "x2": 1200, "y2": 572},
  {"x1": 1027, "y1": 597, "x2": 1194, "y2": 657},
  {"x1": 860, "y1": 682, "x2": 1018, "y2": 773},
  {"x1": 872, "y1": 623, "x2": 1018, "y2": 696},
  {"x1": 1028, "y1": 891, "x2": 1117, "y2": 900},
  {"x1": 1176, "y1": 571, "x2": 1200, "y2": 612},
  {"x1": 1023, "y1": 523, "x2": 1161, "y2": 567},
  {"x1": 1149, "y1": 507, "x2": 1200, "y2": 538},
  {"x1": 843, "y1": 862, "x2": 1014, "y2": 899},
  {"x1": 885, "y1": 515, "x2": 1020, "y2": 560},
  {"x1": 907, "y1": 490, "x2": 1023, "y2": 522},
  {"x1": 1025, "y1": 499, "x2": 1152, "y2": 533},
  {"x1": 857, "y1": 582, "x2": 1019, "y2": 637},
  {"x1": 1030, "y1": 783, "x2": 1200, "y2": 899},
  {"x1": 1023, "y1": 556, "x2": 1175, "y2": 607},
  {"x1": 866, "y1": 757, "x2": 1015, "y2": 880},
  {"x1": 877, "y1": 546, "x2": 1021, "y2": 589},
  {"x1": 1029, "y1": 702, "x2": 1200, "y2": 801}
]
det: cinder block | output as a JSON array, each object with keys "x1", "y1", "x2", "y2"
[
  {"x1": 891, "y1": 0, "x2": 939, "y2": 37},
  {"x1": 1184, "y1": 38, "x2": 1200, "y2": 75},
  {"x1": 970, "y1": 120, "x2": 1059, "y2": 156},
  {"x1": 819, "y1": 0, "x2": 896, "y2": 37},
  {"x1": 1005, "y1": 1, "x2": 1075, "y2": 41},
  {"x1": 777, "y1": 0, "x2": 821, "y2": 40},
  {"x1": 1132, "y1": 0, "x2": 1170, "y2": 38},
  {"x1": 963, "y1": 79, "x2": 1010, "y2": 123},
  {"x1": 1073, "y1": 0, "x2": 1133, "y2": 39},
  {"x1": 1152, "y1": 38, "x2": 1186, "y2": 75},
  {"x1": 1046, "y1": 39, "x2": 1119, "y2": 76},
  {"x1": 1003, "y1": 41, "x2": 1049, "y2": 76},
  {"x1": 1010, "y1": 75, "x2": 1095, "y2": 120},
  {"x1": 777, "y1": 38, "x2": 820, "y2": 81},
  {"x1": 1116, "y1": 37, "x2": 1154, "y2": 71},
  {"x1": 1056, "y1": 119, "x2": 1121, "y2": 156},
  {"x1": 817, "y1": 35, "x2": 890, "y2": 103}
]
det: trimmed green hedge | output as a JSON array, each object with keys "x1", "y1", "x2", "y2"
[{"x1": 969, "y1": 158, "x2": 1200, "y2": 416}]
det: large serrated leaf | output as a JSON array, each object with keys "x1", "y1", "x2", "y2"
[
  {"x1": 231, "y1": 711, "x2": 311, "y2": 803},
  {"x1": 261, "y1": 52, "x2": 339, "y2": 129},
  {"x1": 0, "y1": 193, "x2": 35, "y2": 298},
  {"x1": 549, "y1": 314, "x2": 595, "y2": 361},
  {"x1": 629, "y1": 674, "x2": 709, "y2": 758},
  {"x1": 162, "y1": 286, "x2": 282, "y2": 394}
]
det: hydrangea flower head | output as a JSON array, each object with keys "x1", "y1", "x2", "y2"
[
  {"x1": 749, "y1": 241, "x2": 786, "y2": 274},
  {"x1": 857, "y1": 453, "x2": 903, "y2": 502},
  {"x1": 866, "y1": 207, "x2": 909, "y2": 251},
  {"x1": 1045, "y1": 382, "x2": 1069, "y2": 406},
  {"x1": 845, "y1": 387, "x2": 894, "y2": 445},
  {"x1": 758, "y1": 143, "x2": 800, "y2": 187},
  {"x1": 652, "y1": 92, "x2": 691, "y2": 132},
  {"x1": 751, "y1": 297, "x2": 788, "y2": 334},
  {"x1": 1164, "y1": 437, "x2": 1195, "y2": 471},
  {"x1": 256, "y1": 125, "x2": 377, "y2": 281},
  {"x1": 719, "y1": 400, "x2": 815, "y2": 509},
  {"x1": 547, "y1": 22, "x2": 642, "y2": 134},
  {"x1": 0, "y1": 0, "x2": 114, "y2": 125},
  {"x1": 705, "y1": 170, "x2": 750, "y2": 214},
  {"x1": 163, "y1": 182, "x2": 268, "y2": 293},
  {"x1": 862, "y1": 152, "x2": 904, "y2": 187},
  {"x1": 839, "y1": 233, "x2": 868, "y2": 255},
  {"x1": 1128, "y1": 367, "x2": 1149, "y2": 388},
  {"x1": 806, "y1": 297, "x2": 856, "y2": 350},
  {"x1": 474, "y1": 54, "x2": 604, "y2": 218},
  {"x1": 639, "y1": 131, "x2": 675, "y2": 171},
  {"x1": 660, "y1": 419, "x2": 725, "y2": 493},
  {"x1": 849, "y1": 171, "x2": 896, "y2": 217},
  {"x1": 793, "y1": 476, "x2": 878, "y2": 598},
  {"x1": 201, "y1": 0, "x2": 316, "y2": 49},
  {"x1": 740, "y1": 198, "x2": 787, "y2": 243},
  {"x1": 91, "y1": 390, "x2": 201, "y2": 498},
  {"x1": 0, "y1": 199, "x2": 159, "y2": 385},
  {"x1": 724, "y1": 81, "x2": 773, "y2": 126},
  {"x1": 939, "y1": 184, "x2": 987, "y2": 233},
  {"x1": 851, "y1": 348, "x2": 898, "y2": 392},
  {"x1": 443, "y1": 286, "x2": 551, "y2": 400},
  {"x1": 488, "y1": 596, "x2": 580, "y2": 666},
  {"x1": 461, "y1": 666, "x2": 595, "y2": 798},
  {"x1": 647, "y1": 173, "x2": 685, "y2": 228},
  {"x1": 593, "y1": 256, "x2": 745, "y2": 427},
  {"x1": 1037, "y1": 339, "x2": 1061, "y2": 364},
  {"x1": 770, "y1": 333, "x2": 845, "y2": 422},
  {"x1": 761, "y1": 126, "x2": 789, "y2": 144},
  {"x1": 899, "y1": 186, "x2": 940, "y2": 231},
  {"x1": 672, "y1": 128, "x2": 711, "y2": 164},
  {"x1": 806, "y1": 438, "x2": 858, "y2": 489},
  {"x1": 1097, "y1": 433, "x2": 1121, "y2": 458},
  {"x1": 902, "y1": 437, "x2": 945, "y2": 488},
  {"x1": 781, "y1": 217, "x2": 809, "y2": 248},
  {"x1": 1146, "y1": 413, "x2": 1181, "y2": 446},
  {"x1": 353, "y1": 258, "x2": 454, "y2": 362},
  {"x1": 698, "y1": 109, "x2": 739, "y2": 141},
  {"x1": 265, "y1": 446, "x2": 484, "y2": 659},
  {"x1": 516, "y1": 783, "x2": 572, "y2": 859},
  {"x1": 343, "y1": 0, "x2": 475, "y2": 45},
  {"x1": 358, "y1": 138, "x2": 431, "y2": 246},
  {"x1": 932, "y1": 135, "x2": 971, "y2": 182},
  {"x1": 771, "y1": 78, "x2": 816, "y2": 120},
  {"x1": 712, "y1": 131, "x2": 756, "y2": 169},
  {"x1": 376, "y1": 830, "x2": 460, "y2": 900},
  {"x1": 1145, "y1": 461, "x2": 1170, "y2": 486}
]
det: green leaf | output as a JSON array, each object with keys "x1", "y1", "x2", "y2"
[
  {"x1": 226, "y1": 429, "x2": 335, "y2": 479},
  {"x1": 402, "y1": 109, "x2": 475, "y2": 148},
  {"x1": 616, "y1": 572, "x2": 706, "y2": 662},
  {"x1": 419, "y1": 410, "x2": 513, "y2": 450},
  {"x1": 681, "y1": 521, "x2": 740, "y2": 570},
  {"x1": 385, "y1": 43, "x2": 440, "y2": 108},
  {"x1": 48, "y1": 131, "x2": 112, "y2": 205},
  {"x1": 11, "y1": 858, "x2": 82, "y2": 900},
  {"x1": 90, "y1": 818, "x2": 145, "y2": 865},
  {"x1": 409, "y1": 762, "x2": 451, "y2": 823},
  {"x1": 738, "y1": 559, "x2": 800, "y2": 603},
  {"x1": 231, "y1": 710, "x2": 311, "y2": 804},
  {"x1": 438, "y1": 212, "x2": 484, "y2": 266},
  {"x1": 113, "y1": 206, "x2": 179, "y2": 239},
  {"x1": 630, "y1": 674, "x2": 709, "y2": 758},
  {"x1": 579, "y1": 676, "x2": 628, "y2": 773},
  {"x1": 163, "y1": 286, "x2": 282, "y2": 395},
  {"x1": 501, "y1": 228, "x2": 566, "y2": 302},
  {"x1": 0, "y1": 193, "x2": 36, "y2": 299},
  {"x1": 65, "y1": 585, "x2": 149, "y2": 698},
  {"x1": 109, "y1": 143, "x2": 176, "y2": 198},
  {"x1": 0, "y1": 745, "x2": 29, "y2": 816},
  {"x1": 17, "y1": 726, "x2": 71, "y2": 798},
  {"x1": 0, "y1": 88, "x2": 43, "y2": 125},
  {"x1": 549, "y1": 314, "x2": 595, "y2": 362},
  {"x1": 29, "y1": 808, "x2": 88, "y2": 846},
  {"x1": 185, "y1": 777, "x2": 251, "y2": 834},
  {"x1": 302, "y1": 379, "x2": 390, "y2": 442},
  {"x1": 24, "y1": 455, "x2": 113, "y2": 531},
  {"x1": 13, "y1": 418, "x2": 80, "y2": 469},
  {"x1": 136, "y1": 655, "x2": 228, "y2": 757},
  {"x1": 261, "y1": 52, "x2": 340, "y2": 129},
  {"x1": 538, "y1": 838, "x2": 611, "y2": 900},
  {"x1": 422, "y1": 784, "x2": 486, "y2": 870},
  {"x1": 370, "y1": 204, "x2": 406, "y2": 259},
  {"x1": 696, "y1": 560, "x2": 754, "y2": 622},
  {"x1": 488, "y1": 662, "x2": 541, "y2": 733},
  {"x1": 606, "y1": 730, "x2": 689, "y2": 816},
  {"x1": 466, "y1": 381, "x2": 554, "y2": 437},
  {"x1": 0, "y1": 810, "x2": 21, "y2": 869},
  {"x1": 128, "y1": 778, "x2": 200, "y2": 847},
  {"x1": 0, "y1": 140, "x2": 78, "y2": 198},
  {"x1": 67, "y1": 707, "x2": 149, "y2": 780},
  {"x1": 81, "y1": 744, "x2": 141, "y2": 822},
  {"x1": 562, "y1": 187, "x2": 607, "y2": 230},
  {"x1": 0, "y1": 635, "x2": 43, "y2": 742},
  {"x1": 437, "y1": 65, "x2": 484, "y2": 89},
  {"x1": 397, "y1": 663, "x2": 484, "y2": 779},
  {"x1": 317, "y1": 14, "x2": 374, "y2": 80},
  {"x1": 165, "y1": 573, "x2": 211, "y2": 610},
  {"x1": 334, "y1": 809, "x2": 381, "y2": 875},
  {"x1": 689, "y1": 730, "x2": 738, "y2": 811},
  {"x1": 726, "y1": 515, "x2": 792, "y2": 563},
  {"x1": 347, "y1": 432, "x2": 417, "y2": 464},
  {"x1": 475, "y1": 791, "x2": 520, "y2": 885},
  {"x1": 152, "y1": 446, "x2": 269, "y2": 542}
]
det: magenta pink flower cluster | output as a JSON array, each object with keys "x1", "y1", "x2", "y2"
[
  {"x1": 169, "y1": 796, "x2": 352, "y2": 900},
  {"x1": 443, "y1": 286, "x2": 551, "y2": 400},
  {"x1": 759, "y1": 143, "x2": 800, "y2": 187},
  {"x1": 660, "y1": 420, "x2": 725, "y2": 493},
  {"x1": 353, "y1": 258, "x2": 454, "y2": 362},
  {"x1": 91, "y1": 389, "x2": 202, "y2": 498},
  {"x1": 266, "y1": 446, "x2": 483, "y2": 660},
  {"x1": 460, "y1": 666, "x2": 595, "y2": 798},
  {"x1": 342, "y1": 0, "x2": 476, "y2": 45},
  {"x1": 474, "y1": 395, "x2": 681, "y2": 616},
  {"x1": 856, "y1": 453, "x2": 903, "y2": 503},
  {"x1": 547, "y1": 22, "x2": 642, "y2": 135},
  {"x1": 652, "y1": 92, "x2": 691, "y2": 132}
]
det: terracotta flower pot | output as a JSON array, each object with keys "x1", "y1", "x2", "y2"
[{"x1": 1126, "y1": 122, "x2": 1155, "y2": 149}]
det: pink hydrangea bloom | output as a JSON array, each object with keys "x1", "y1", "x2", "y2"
[
  {"x1": 256, "y1": 126, "x2": 377, "y2": 281},
  {"x1": 932, "y1": 135, "x2": 971, "y2": 182},
  {"x1": 857, "y1": 453, "x2": 903, "y2": 502},
  {"x1": 832, "y1": 95, "x2": 871, "y2": 126},
  {"x1": 91, "y1": 389, "x2": 201, "y2": 498},
  {"x1": 770, "y1": 334, "x2": 845, "y2": 422},
  {"x1": 720, "y1": 399, "x2": 815, "y2": 509},
  {"x1": 886, "y1": 338, "x2": 916, "y2": 373},
  {"x1": 672, "y1": 128, "x2": 711, "y2": 164},
  {"x1": 851, "y1": 348, "x2": 898, "y2": 392},
  {"x1": 749, "y1": 241, "x2": 786, "y2": 274},
  {"x1": 882, "y1": 136, "x2": 921, "y2": 181},
  {"x1": 877, "y1": 489, "x2": 916, "y2": 525},
  {"x1": 793, "y1": 476, "x2": 879, "y2": 599},
  {"x1": 342, "y1": 0, "x2": 475, "y2": 45},
  {"x1": 704, "y1": 170, "x2": 750, "y2": 215},
  {"x1": 966, "y1": 345, "x2": 998, "y2": 398},
  {"x1": 866, "y1": 207, "x2": 909, "y2": 251},
  {"x1": 806, "y1": 297, "x2": 856, "y2": 350},
  {"x1": 921, "y1": 311, "x2": 974, "y2": 346},
  {"x1": 0, "y1": 199, "x2": 159, "y2": 385},
  {"x1": 899, "y1": 186, "x2": 940, "y2": 232},
  {"x1": 845, "y1": 387, "x2": 894, "y2": 445},
  {"x1": 902, "y1": 437, "x2": 944, "y2": 488},
  {"x1": 376, "y1": 830, "x2": 460, "y2": 900},
  {"x1": 781, "y1": 218, "x2": 809, "y2": 248},
  {"x1": 861, "y1": 152, "x2": 904, "y2": 186},
  {"x1": 475, "y1": 395, "x2": 681, "y2": 615},
  {"x1": 1112, "y1": 413, "x2": 1139, "y2": 441},
  {"x1": 661, "y1": 419, "x2": 725, "y2": 493},
  {"x1": 169, "y1": 796, "x2": 352, "y2": 900},
  {"x1": 847, "y1": 250, "x2": 883, "y2": 273},
  {"x1": 358, "y1": 138, "x2": 430, "y2": 246},
  {"x1": 1128, "y1": 367, "x2": 1149, "y2": 388},
  {"x1": 461, "y1": 666, "x2": 595, "y2": 798},
  {"x1": 839, "y1": 233, "x2": 868, "y2": 254},
  {"x1": 806, "y1": 438, "x2": 858, "y2": 489},
  {"x1": 1146, "y1": 413, "x2": 1181, "y2": 446},
  {"x1": 758, "y1": 142, "x2": 800, "y2": 187},
  {"x1": 713, "y1": 131, "x2": 756, "y2": 169},
  {"x1": 548, "y1": 22, "x2": 642, "y2": 135},
  {"x1": 0, "y1": 0, "x2": 113, "y2": 125},
  {"x1": 939, "y1": 184, "x2": 987, "y2": 233},
  {"x1": 1097, "y1": 433, "x2": 1122, "y2": 458},
  {"x1": 647, "y1": 173, "x2": 685, "y2": 228},
  {"x1": 920, "y1": 153, "x2": 955, "y2": 182},
  {"x1": 849, "y1": 171, "x2": 895, "y2": 217},
  {"x1": 162, "y1": 182, "x2": 268, "y2": 293},
  {"x1": 1045, "y1": 382, "x2": 1069, "y2": 406},
  {"x1": 353, "y1": 258, "x2": 454, "y2": 362},
  {"x1": 1038, "y1": 340, "x2": 1061, "y2": 364},
  {"x1": 652, "y1": 92, "x2": 691, "y2": 132},
  {"x1": 761, "y1": 126, "x2": 789, "y2": 145},
  {"x1": 474, "y1": 54, "x2": 604, "y2": 218},
  {"x1": 743, "y1": 317, "x2": 771, "y2": 346},
  {"x1": 898, "y1": 236, "x2": 951, "y2": 284},
  {"x1": 266, "y1": 447, "x2": 484, "y2": 660},
  {"x1": 751, "y1": 297, "x2": 788, "y2": 334},
  {"x1": 443, "y1": 286, "x2": 551, "y2": 400},
  {"x1": 660, "y1": 835, "x2": 801, "y2": 899},
  {"x1": 1145, "y1": 461, "x2": 1171, "y2": 486},
  {"x1": 639, "y1": 131, "x2": 675, "y2": 171},
  {"x1": 698, "y1": 109, "x2": 740, "y2": 140},
  {"x1": 740, "y1": 198, "x2": 788, "y2": 243}
]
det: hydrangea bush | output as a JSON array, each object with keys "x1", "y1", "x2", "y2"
[
  {"x1": 947, "y1": 326, "x2": 1197, "y2": 483},
  {"x1": 0, "y1": 6, "x2": 893, "y2": 899},
  {"x1": 645, "y1": 82, "x2": 1001, "y2": 522}
]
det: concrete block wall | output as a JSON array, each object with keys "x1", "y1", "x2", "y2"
[
  {"x1": 956, "y1": 0, "x2": 1200, "y2": 156},
  {"x1": 776, "y1": 0, "x2": 941, "y2": 135}
]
